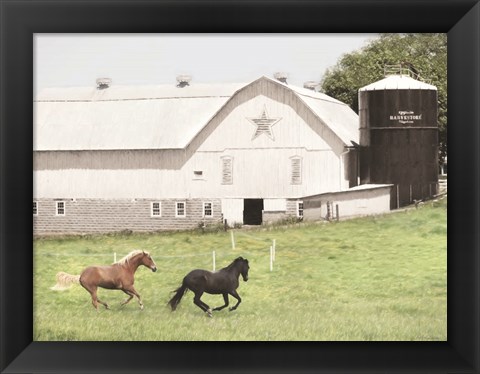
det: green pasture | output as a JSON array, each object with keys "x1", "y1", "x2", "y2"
[{"x1": 34, "y1": 198, "x2": 447, "y2": 341}]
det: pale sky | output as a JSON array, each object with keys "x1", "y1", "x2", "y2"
[{"x1": 34, "y1": 34, "x2": 378, "y2": 95}]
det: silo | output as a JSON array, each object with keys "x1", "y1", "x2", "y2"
[{"x1": 358, "y1": 70, "x2": 439, "y2": 208}]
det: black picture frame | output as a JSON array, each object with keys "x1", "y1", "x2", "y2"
[{"x1": 1, "y1": 0, "x2": 479, "y2": 373}]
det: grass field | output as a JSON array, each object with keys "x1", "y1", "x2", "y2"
[{"x1": 33, "y1": 198, "x2": 447, "y2": 341}]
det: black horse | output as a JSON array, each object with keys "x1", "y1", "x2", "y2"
[{"x1": 168, "y1": 256, "x2": 249, "y2": 317}]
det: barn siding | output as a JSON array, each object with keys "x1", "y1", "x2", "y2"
[
  {"x1": 34, "y1": 148, "x2": 346, "y2": 199},
  {"x1": 34, "y1": 149, "x2": 185, "y2": 170},
  {"x1": 33, "y1": 198, "x2": 222, "y2": 235}
]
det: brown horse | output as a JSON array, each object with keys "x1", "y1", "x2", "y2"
[{"x1": 51, "y1": 250, "x2": 157, "y2": 310}]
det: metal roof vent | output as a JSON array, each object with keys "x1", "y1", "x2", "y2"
[
  {"x1": 273, "y1": 72, "x2": 288, "y2": 84},
  {"x1": 96, "y1": 78, "x2": 112, "y2": 90},
  {"x1": 303, "y1": 81, "x2": 318, "y2": 91},
  {"x1": 176, "y1": 75, "x2": 192, "y2": 88}
]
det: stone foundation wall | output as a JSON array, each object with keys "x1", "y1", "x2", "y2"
[
  {"x1": 33, "y1": 198, "x2": 222, "y2": 235},
  {"x1": 262, "y1": 211, "x2": 288, "y2": 224},
  {"x1": 262, "y1": 200, "x2": 303, "y2": 224}
]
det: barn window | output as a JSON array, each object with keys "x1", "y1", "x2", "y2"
[
  {"x1": 290, "y1": 156, "x2": 302, "y2": 185},
  {"x1": 297, "y1": 201, "x2": 304, "y2": 218},
  {"x1": 193, "y1": 170, "x2": 204, "y2": 179},
  {"x1": 221, "y1": 156, "x2": 233, "y2": 185},
  {"x1": 56, "y1": 201, "x2": 65, "y2": 216},
  {"x1": 33, "y1": 201, "x2": 38, "y2": 216},
  {"x1": 203, "y1": 202, "x2": 213, "y2": 217},
  {"x1": 175, "y1": 202, "x2": 186, "y2": 217},
  {"x1": 151, "y1": 202, "x2": 161, "y2": 217}
]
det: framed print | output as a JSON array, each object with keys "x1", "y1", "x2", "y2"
[{"x1": 1, "y1": 0, "x2": 479, "y2": 373}]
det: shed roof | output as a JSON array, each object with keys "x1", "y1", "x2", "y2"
[{"x1": 34, "y1": 76, "x2": 359, "y2": 151}]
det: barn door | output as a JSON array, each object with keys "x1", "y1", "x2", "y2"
[
  {"x1": 243, "y1": 199, "x2": 264, "y2": 225},
  {"x1": 221, "y1": 198, "x2": 244, "y2": 227}
]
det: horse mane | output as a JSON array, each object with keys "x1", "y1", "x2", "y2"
[
  {"x1": 225, "y1": 256, "x2": 246, "y2": 270},
  {"x1": 115, "y1": 250, "x2": 148, "y2": 265}
]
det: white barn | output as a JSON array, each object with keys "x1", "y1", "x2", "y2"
[{"x1": 33, "y1": 75, "x2": 391, "y2": 234}]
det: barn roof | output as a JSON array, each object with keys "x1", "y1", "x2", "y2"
[
  {"x1": 284, "y1": 82, "x2": 359, "y2": 147},
  {"x1": 34, "y1": 76, "x2": 359, "y2": 151}
]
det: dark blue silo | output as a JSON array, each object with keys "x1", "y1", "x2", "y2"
[{"x1": 358, "y1": 71, "x2": 439, "y2": 208}]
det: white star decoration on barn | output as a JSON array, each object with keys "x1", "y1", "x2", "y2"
[{"x1": 246, "y1": 106, "x2": 282, "y2": 141}]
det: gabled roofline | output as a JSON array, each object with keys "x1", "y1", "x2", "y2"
[
  {"x1": 183, "y1": 76, "x2": 265, "y2": 149},
  {"x1": 184, "y1": 75, "x2": 358, "y2": 150}
]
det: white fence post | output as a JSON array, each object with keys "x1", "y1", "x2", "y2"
[
  {"x1": 270, "y1": 246, "x2": 273, "y2": 272},
  {"x1": 231, "y1": 230, "x2": 236, "y2": 250}
]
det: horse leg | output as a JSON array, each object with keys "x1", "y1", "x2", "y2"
[
  {"x1": 82, "y1": 283, "x2": 108, "y2": 311},
  {"x1": 120, "y1": 290, "x2": 134, "y2": 307},
  {"x1": 228, "y1": 290, "x2": 242, "y2": 311},
  {"x1": 213, "y1": 293, "x2": 229, "y2": 311},
  {"x1": 96, "y1": 296, "x2": 110, "y2": 310},
  {"x1": 123, "y1": 286, "x2": 144, "y2": 310},
  {"x1": 90, "y1": 293, "x2": 98, "y2": 311},
  {"x1": 193, "y1": 292, "x2": 212, "y2": 317}
]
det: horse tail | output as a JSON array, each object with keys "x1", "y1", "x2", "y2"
[
  {"x1": 168, "y1": 280, "x2": 188, "y2": 311},
  {"x1": 50, "y1": 272, "x2": 80, "y2": 291}
]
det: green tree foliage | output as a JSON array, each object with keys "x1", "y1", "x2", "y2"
[{"x1": 320, "y1": 33, "x2": 447, "y2": 163}]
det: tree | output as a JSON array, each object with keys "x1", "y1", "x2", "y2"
[{"x1": 320, "y1": 33, "x2": 447, "y2": 164}]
